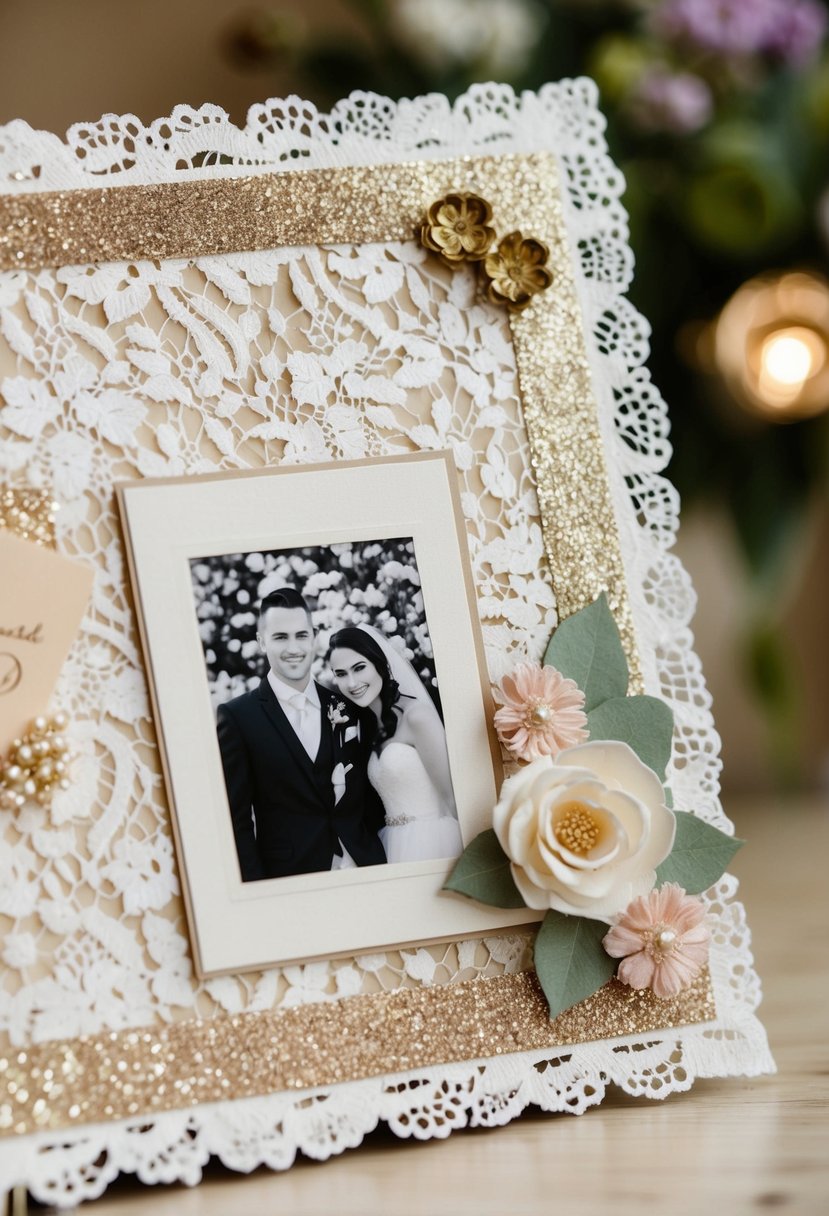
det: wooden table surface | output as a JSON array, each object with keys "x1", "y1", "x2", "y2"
[{"x1": 27, "y1": 795, "x2": 829, "y2": 1215}]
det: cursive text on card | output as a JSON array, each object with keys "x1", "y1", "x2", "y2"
[
  {"x1": 0, "y1": 653, "x2": 23, "y2": 695},
  {"x1": 0, "y1": 622, "x2": 44, "y2": 645}
]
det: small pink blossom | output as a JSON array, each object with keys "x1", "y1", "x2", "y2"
[
  {"x1": 493, "y1": 662, "x2": 588, "y2": 762},
  {"x1": 603, "y1": 882, "x2": 710, "y2": 998}
]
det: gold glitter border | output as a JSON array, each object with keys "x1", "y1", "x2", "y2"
[
  {"x1": 0, "y1": 969, "x2": 714, "y2": 1136},
  {"x1": 1, "y1": 157, "x2": 580, "y2": 273},
  {"x1": 0, "y1": 153, "x2": 679, "y2": 1137}
]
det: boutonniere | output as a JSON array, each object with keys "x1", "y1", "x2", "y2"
[
  {"x1": 331, "y1": 761, "x2": 354, "y2": 805},
  {"x1": 445, "y1": 595, "x2": 744, "y2": 1019},
  {"x1": 327, "y1": 700, "x2": 352, "y2": 728}
]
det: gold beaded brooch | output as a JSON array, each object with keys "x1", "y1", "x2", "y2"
[{"x1": 0, "y1": 713, "x2": 72, "y2": 810}]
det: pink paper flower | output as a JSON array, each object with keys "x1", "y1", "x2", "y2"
[
  {"x1": 603, "y1": 882, "x2": 710, "y2": 999},
  {"x1": 493, "y1": 662, "x2": 588, "y2": 762}
]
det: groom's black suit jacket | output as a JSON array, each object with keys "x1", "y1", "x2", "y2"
[{"x1": 217, "y1": 677, "x2": 386, "y2": 881}]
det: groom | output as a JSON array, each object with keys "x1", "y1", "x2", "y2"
[{"x1": 216, "y1": 586, "x2": 386, "y2": 882}]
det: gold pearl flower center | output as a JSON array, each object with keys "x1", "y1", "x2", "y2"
[
  {"x1": 650, "y1": 925, "x2": 679, "y2": 955},
  {"x1": 527, "y1": 702, "x2": 552, "y2": 727},
  {"x1": 554, "y1": 801, "x2": 600, "y2": 855}
]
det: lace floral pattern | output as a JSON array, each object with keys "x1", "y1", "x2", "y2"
[
  {"x1": 0, "y1": 82, "x2": 772, "y2": 1205},
  {"x1": 0, "y1": 238, "x2": 548, "y2": 1040}
]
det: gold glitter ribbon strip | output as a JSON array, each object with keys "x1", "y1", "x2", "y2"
[
  {"x1": 0, "y1": 969, "x2": 714, "y2": 1137},
  {"x1": 503, "y1": 160, "x2": 641, "y2": 681},
  {"x1": 1, "y1": 156, "x2": 542, "y2": 271}
]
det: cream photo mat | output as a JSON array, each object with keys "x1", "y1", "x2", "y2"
[{"x1": 118, "y1": 451, "x2": 533, "y2": 976}]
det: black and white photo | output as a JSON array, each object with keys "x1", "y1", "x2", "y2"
[{"x1": 190, "y1": 540, "x2": 463, "y2": 882}]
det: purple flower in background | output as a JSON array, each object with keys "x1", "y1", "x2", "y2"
[
  {"x1": 628, "y1": 68, "x2": 714, "y2": 134},
  {"x1": 765, "y1": 0, "x2": 828, "y2": 65},
  {"x1": 654, "y1": 0, "x2": 782, "y2": 56},
  {"x1": 653, "y1": 0, "x2": 828, "y2": 62}
]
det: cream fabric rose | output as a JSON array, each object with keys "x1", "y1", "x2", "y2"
[{"x1": 492, "y1": 741, "x2": 676, "y2": 921}]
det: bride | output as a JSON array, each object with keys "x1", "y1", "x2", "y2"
[{"x1": 327, "y1": 625, "x2": 463, "y2": 865}]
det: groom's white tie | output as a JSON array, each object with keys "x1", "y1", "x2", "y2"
[
  {"x1": 287, "y1": 691, "x2": 320, "y2": 760},
  {"x1": 274, "y1": 678, "x2": 356, "y2": 871}
]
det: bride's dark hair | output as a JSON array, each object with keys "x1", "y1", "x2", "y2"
[{"x1": 327, "y1": 627, "x2": 403, "y2": 753}]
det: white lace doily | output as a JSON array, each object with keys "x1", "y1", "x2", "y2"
[{"x1": 0, "y1": 82, "x2": 773, "y2": 1208}]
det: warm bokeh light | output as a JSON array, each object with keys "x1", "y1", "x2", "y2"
[
  {"x1": 757, "y1": 325, "x2": 827, "y2": 411},
  {"x1": 761, "y1": 329, "x2": 818, "y2": 387},
  {"x1": 713, "y1": 272, "x2": 829, "y2": 421}
]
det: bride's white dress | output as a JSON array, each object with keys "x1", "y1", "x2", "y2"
[{"x1": 369, "y1": 741, "x2": 463, "y2": 864}]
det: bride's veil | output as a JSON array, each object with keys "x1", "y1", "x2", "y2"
[
  {"x1": 357, "y1": 624, "x2": 457, "y2": 820},
  {"x1": 355, "y1": 624, "x2": 444, "y2": 731}
]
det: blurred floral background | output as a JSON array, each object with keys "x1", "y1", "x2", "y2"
[
  {"x1": 190, "y1": 539, "x2": 441, "y2": 713},
  {"x1": 1, "y1": 0, "x2": 827, "y2": 791}
]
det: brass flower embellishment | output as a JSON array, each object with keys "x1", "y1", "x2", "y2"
[
  {"x1": 483, "y1": 231, "x2": 553, "y2": 312},
  {"x1": 420, "y1": 193, "x2": 496, "y2": 266},
  {"x1": 420, "y1": 193, "x2": 553, "y2": 312}
]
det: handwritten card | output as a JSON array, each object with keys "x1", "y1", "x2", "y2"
[{"x1": 0, "y1": 531, "x2": 93, "y2": 751}]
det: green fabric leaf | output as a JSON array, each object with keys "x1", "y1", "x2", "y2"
[
  {"x1": 656, "y1": 811, "x2": 744, "y2": 893},
  {"x1": 586, "y1": 695, "x2": 674, "y2": 780},
  {"x1": 443, "y1": 829, "x2": 525, "y2": 908},
  {"x1": 542, "y1": 593, "x2": 628, "y2": 712},
  {"x1": 533, "y1": 911, "x2": 617, "y2": 1020}
]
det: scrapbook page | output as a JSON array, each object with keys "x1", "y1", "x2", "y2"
[{"x1": 0, "y1": 83, "x2": 773, "y2": 1206}]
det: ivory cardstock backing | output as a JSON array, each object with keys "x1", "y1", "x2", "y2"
[{"x1": 0, "y1": 118, "x2": 756, "y2": 1167}]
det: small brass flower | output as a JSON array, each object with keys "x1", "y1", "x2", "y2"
[
  {"x1": 483, "y1": 231, "x2": 553, "y2": 312},
  {"x1": 420, "y1": 193, "x2": 496, "y2": 265}
]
